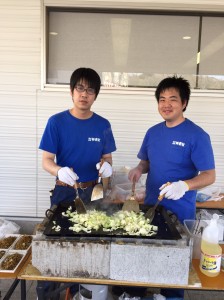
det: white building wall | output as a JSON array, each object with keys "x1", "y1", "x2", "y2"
[{"x1": 0, "y1": 0, "x2": 224, "y2": 217}]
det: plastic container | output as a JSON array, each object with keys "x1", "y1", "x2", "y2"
[
  {"x1": 111, "y1": 166, "x2": 131, "y2": 186},
  {"x1": 79, "y1": 284, "x2": 108, "y2": 300},
  {"x1": 199, "y1": 214, "x2": 222, "y2": 277},
  {"x1": 184, "y1": 219, "x2": 208, "y2": 259},
  {"x1": 110, "y1": 182, "x2": 145, "y2": 202},
  {"x1": 111, "y1": 166, "x2": 147, "y2": 186}
]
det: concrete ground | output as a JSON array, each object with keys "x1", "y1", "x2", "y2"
[{"x1": 1, "y1": 279, "x2": 224, "y2": 300}]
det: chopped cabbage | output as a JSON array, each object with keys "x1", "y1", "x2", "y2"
[{"x1": 61, "y1": 209, "x2": 158, "y2": 236}]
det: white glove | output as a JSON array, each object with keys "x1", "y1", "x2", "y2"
[
  {"x1": 159, "y1": 180, "x2": 189, "y2": 200},
  {"x1": 96, "y1": 161, "x2": 112, "y2": 178},
  {"x1": 57, "y1": 167, "x2": 79, "y2": 186}
]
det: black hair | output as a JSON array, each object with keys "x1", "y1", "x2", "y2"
[
  {"x1": 155, "y1": 75, "x2": 191, "y2": 111},
  {"x1": 70, "y1": 68, "x2": 101, "y2": 97}
]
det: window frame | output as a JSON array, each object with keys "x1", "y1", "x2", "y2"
[{"x1": 41, "y1": 2, "x2": 224, "y2": 92}]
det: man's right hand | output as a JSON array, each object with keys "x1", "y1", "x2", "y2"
[
  {"x1": 128, "y1": 167, "x2": 142, "y2": 183},
  {"x1": 128, "y1": 160, "x2": 149, "y2": 183},
  {"x1": 57, "y1": 167, "x2": 79, "y2": 186}
]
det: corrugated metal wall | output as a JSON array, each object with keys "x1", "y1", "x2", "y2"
[
  {"x1": 0, "y1": 0, "x2": 224, "y2": 217},
  {"x1": 0, "y1": 0, "x2": 41, "y2": 216}
]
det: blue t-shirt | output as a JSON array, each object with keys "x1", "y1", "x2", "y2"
[
  {"x1": 39, "y1": 110, "x2": 116, "y2": 182},
  {"x1": 138, "y1": 119, "x2": 215, "y2": 222}
]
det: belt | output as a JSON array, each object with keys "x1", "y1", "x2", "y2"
[{"x1": 56, "y1": 179, "x2": 97, "y2": 189}]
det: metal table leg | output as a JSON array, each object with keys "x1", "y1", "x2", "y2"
[
  {"x1": 20, "y1": 279, "x2": 26, "y2": 300},
  {"x1": 3, "y1": 278, "x2": 20, "y2": 300},
  {"x1": 36, "y1": 281, "x2": 74, "y2": 300}
]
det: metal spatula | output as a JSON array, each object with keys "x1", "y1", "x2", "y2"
[
  {"x1": 145, "y1": 198, "x2": 162, "y2": 223},
  {"x1": 145, "y1": 182, "x2": 171, "y2": 222},
  {"x1": 122, "y1": 180, "x2": 140, "y2": 213},
  {"x1": 91, "y1": 173, "x2": 104, "y2": 201},
  {"x1": 74, "y1": 181, "x2": 87, "y2": 214},
  {"x1": 91, "y1": 160, "x2": 104, "y2": 201}
]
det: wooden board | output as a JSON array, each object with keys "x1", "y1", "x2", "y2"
[
  {"x1": 192, "y1": 259, "x2": 224, "y2": 291},
  {"x1": 107, "y1": 195, "x2": 224, "y2": 210},
  {"x1": 196, "y1": 197, "x2": 224, "y2": 209}
]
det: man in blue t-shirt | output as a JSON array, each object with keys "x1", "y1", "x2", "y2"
[
  {"x1": 129, "y1": 76, "x2": 215, "y2": 223},
  {"x1": 39, "y1": 67, "x2": 117, "y2": 207},
  {"x1": 129, "y1": 76, "x2": 216, "y2": 299}
]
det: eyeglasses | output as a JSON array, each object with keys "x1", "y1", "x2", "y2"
[{"x1": 75, "y1": 85, "x2": 96, "y2": 95}]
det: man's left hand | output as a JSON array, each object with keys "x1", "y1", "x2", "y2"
[
  {"x1": 159, "y1": 180, "x2": 189, "y2": 200},
  {"x1": 96, "y1": 161, "x2": 112, "y2": 178}
]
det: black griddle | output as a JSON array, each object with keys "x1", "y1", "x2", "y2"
[{"x1": 43, "y1": 202, "x2": 181, "y2": 240}]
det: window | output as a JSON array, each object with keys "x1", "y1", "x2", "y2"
[
  {"x1": 45, "y1": 8, "x2": 224, "y2": 90},
  {"x1": 198, "y1": 17, "x2": 224, "y2": 89}
]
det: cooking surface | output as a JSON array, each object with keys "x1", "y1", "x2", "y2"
[{"x1": 43, "y1": 202, "x2": 181, "y2": 240}]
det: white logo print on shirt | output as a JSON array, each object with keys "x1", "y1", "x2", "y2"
[
  {"x1": 172, "y1": 141, "x2": 185, "y2": 147},
  {"x1": 88, "y1": 137, "x2": 101, "y2": 142}
]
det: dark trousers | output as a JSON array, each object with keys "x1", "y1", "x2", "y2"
[
  {"x1": 160, "y1": 288, "x2": 184, "y2": 298},
  {"x1": 50, "y1": 185, "x2": 94, "y2": 207}
]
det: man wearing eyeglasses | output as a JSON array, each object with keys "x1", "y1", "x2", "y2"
[{"x1": 39, "y1": 67, "x2": 117, "y2": 207}]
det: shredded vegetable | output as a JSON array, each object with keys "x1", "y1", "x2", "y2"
[
  {"x1": 58, "y1": 206, "x2": 158, "y2": 236},
  {"x1": 52, "y1": 220, "x2": 61, "y2": 232}
]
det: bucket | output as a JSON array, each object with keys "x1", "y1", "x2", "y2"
[{"x1": 79, "y1": 284, "x2": 108, "y2": 300}]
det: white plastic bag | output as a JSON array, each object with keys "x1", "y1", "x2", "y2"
[
  {"x1": 196, "y1": 209, "x2": 224, "y2": 241},
  {"x1": 153, "y1": 294, "x2": 166, "y2": 300},
  {"x1": 196, "y1": 186, "x2": 223, "y2": 202},
  {"x1": 118, "y1": 292, "x2": 141, "y2": 300},
  {"x1": 0, "y1": 218, "x2": 20, "y2": 238}
]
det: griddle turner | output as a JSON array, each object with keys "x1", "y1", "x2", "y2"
[
  {"x1": 122, "y1": 180, "x2": 140, "y2": 213},
  {"x1": 145, "y1": 182, "x2": 171, "y2": 222},
  {"x1": 91, "y1": 159, "x2": 104, "y2": 201},
  {"x1": 74, "y1": 181, "x2": 87, "y2": 214},
  {"x1": 145, "y1": 199, "x2": 161, "y2": 223}
]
